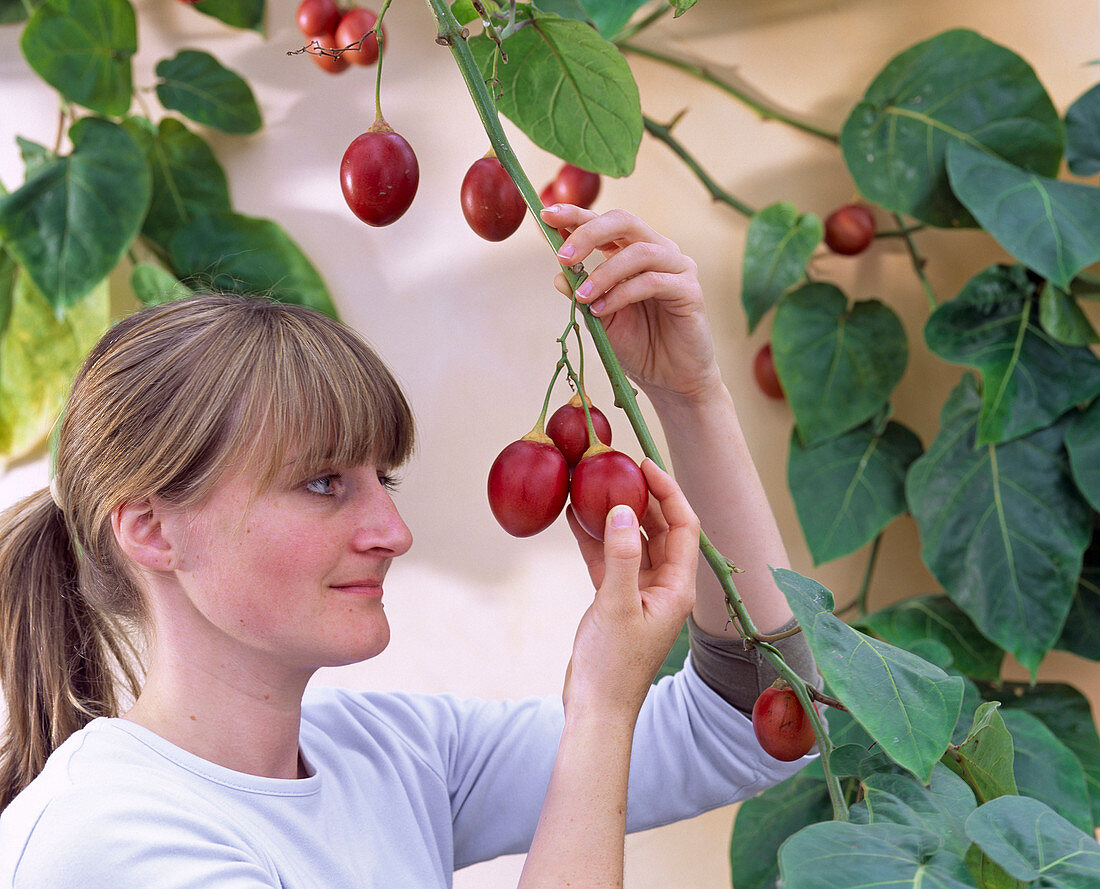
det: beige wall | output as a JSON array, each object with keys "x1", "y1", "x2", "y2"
[{"x1": 1, "y1": 1, "x2": 1098, "y2": 885}]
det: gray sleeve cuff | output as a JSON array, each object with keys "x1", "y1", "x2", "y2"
[{"x1": 687, "y1": 615, "x2": 823, "y2": 716}]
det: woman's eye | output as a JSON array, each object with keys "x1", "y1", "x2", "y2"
[
  {"x1": 378, "y1": 473, "x2": 401, "y2": 492},
  {"x1": 305, "y1": 475, "x2": 338, "y2": 495}
]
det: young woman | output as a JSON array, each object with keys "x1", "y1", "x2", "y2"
[{"x1": 0, "y1": 207, "x2": 819, "y2": 888}]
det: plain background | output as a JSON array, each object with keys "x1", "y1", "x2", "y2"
[{"x1": 2, "y1": 0, "x2": 1099, "y2": 884}]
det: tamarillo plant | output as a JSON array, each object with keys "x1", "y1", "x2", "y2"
[
  {"x1": 0, "y1": 0, "x2": 335, "y2": 465},
  {"x1": 3, "y1": 1, "x2": 1100, "y2": 887}
]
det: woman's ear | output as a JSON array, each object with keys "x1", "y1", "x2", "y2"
[{"x1": 111, "y1": 499, "x2": 178, "y2": 572}]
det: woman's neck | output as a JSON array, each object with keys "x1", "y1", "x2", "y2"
[{"x1": 123, "y1": 645, "x2": 312, "y2": 780}]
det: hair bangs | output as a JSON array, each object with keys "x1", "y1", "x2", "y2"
[{"x1": 227, "y1": 308, "x2": 415, "y2": 492}]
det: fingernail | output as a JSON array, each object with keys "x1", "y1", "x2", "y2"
[
  {"x1": 557, "y1": 243, "x2": 575, "y2": 260},
  {"x1": 576, "y1": 280, "x2": 592, "y2": 298},
  {"x1": 590, "y1": 297, "x2": 605, "y2": 315},
  {"x1": 610, "y1": 505, "x2": 635, "y2": 528},
  {"x1": 541, "y1": 204, "x2": 561, "y2": 214}
]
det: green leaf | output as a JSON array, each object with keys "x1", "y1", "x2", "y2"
[
  {"x1": 741, "y1": 202, "x2": 822, "y2": 333},
  {"x1": 130, "y1": 263, "x2": 192, "y2": 306},
  {"x1": 1066, "y1": 82, "x2": 1100, "y2": 177},
  {"x1": 0, "y1": 271, "x2": 110, "y2": 463},
  {"x1": 946, "y1": 141, "x2": 1100, "y2": 291},
  {"x1": 191, "y1": 0, "x2": 264, "y2": 33},
  {"x1": 20, "y1": 0, "x2": 136, "y2": 117},
  {"x1": 857, "y1": 764, "x2": 977, "y2": 859},
  {"x1": 967, "y1": 796, "x2": 1100, "y2": 886},
  {"x1": 1040, "y1": 283, "x2": 1098, "y2": 346},
  {"x1": 669, "y1": 0, "x2": 696, "y2": 17},
  {"x1": 772, "y1": 283, "x2": 908, "y2": 445},
  {"x1": 924, "y1": 264, "x2": 1100, "y2": 445},
  {"x1": 905, "y1": 374, "x2": 1092, "y2": 677},
  {"x1": 778, "y1": 819, "x2": 975, "y2": 889},
  {"x1": 941, "y1": 702, "x2": 1018, "y2": 804},
  {"x1": 729, "y1": 771, "x2": 833, "y2": 889},
  {"x1": 155, "y1": 50, "x2": 262, "y2": 135},
  {"x1": 840, "y1": 29, "x2": 1062, "y2": 228},
  {"x1": 788, "y1": 417, "x2": 922, "y2": 564},
  {"x1": 0, "y1": 0, "x2": 38, "y2": 24},
  {"x1": 123, "y1": 117, "x2": 232, "y2": 251},
  {"x1": 168, "y1": 211, "x2": 337, "y2": 319},
  {"x1": 17, "y1": 138, "x2": 52, "y2": 177},
  {"x1": 773, "y1": 568, "x2": 964, "y2": 782},
  {"x1": 469, "y1": 12, "x2": 642, "y2": 176},
  {"x1": 990, "y1": 685, "x2": 1100, "y2": 831},
  {"x1": 0, "y1": 117, "x2": 150, "y2": 311},
  {"x1": 563, "y1": 0, "x2": 649, "y2": 39},
  {"x1": 1055, "y1": 520, "x2": 1100, "y2": 660},
  {"x1": 1066, "y1": 402, "x2": 1100, "y2": 512},
  {"x1": 857, "y1": 594, "x2": 1004, "y2": 681}
]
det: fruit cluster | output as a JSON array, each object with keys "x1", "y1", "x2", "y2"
[
  {"x1": 488, "y1": 394, "x2": 649, "y2": 540},
  {"x1": 296, "y1": 0, "x2": 384, "y2": 74}
]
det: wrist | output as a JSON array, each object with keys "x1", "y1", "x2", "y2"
[{"x1": 644, "y1": 373, "x2": 734, "y2": 421}]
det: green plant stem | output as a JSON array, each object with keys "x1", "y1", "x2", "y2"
[
  {"x1": 642, "y1": 116, "x2": 756, "y2": 217},
  {"x1": 894, "y1": 212, "x2": 936, "y2": 308},
  {"x1": 424, "y1": 0, "x2": 846, "y2": 821},
  {"x1": 372, "y1": 0, "x2": 396, "y2": 120},
  {"x1": 612, "y1": 3, "x2": 671, "y2": 43},
  {"x1": 620, "y1": 43, "x2": 839, "y2": 144}
]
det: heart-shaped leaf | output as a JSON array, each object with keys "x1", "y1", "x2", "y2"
[
  {"x1": 967, "y1": 796, "x2": 1100, "y2": 887},
  {"x1": 123, "y1": 117, "x2": 232, "y2": 250},
  {"x1": 0, "y1": 117, "x2": 150, "y2": 311},
  {"x1": 191, "y1": 0, "x2": 264, "y2": 33},
  {"x1": 840, "y1": 29, "x2": 1062, "y2": 228},
  {"x1": 857, "y1": 595, "x2": 1004, "y2": 681},
  {"x1": 155, "y1": 50, "x2": 262, "y2": 135},
  {"x1": 988, "y1": 682, "x2": 1100, "y2": 829},
  {"x1": 469, "y1": 12, "x2": 642, "y2": 176},
  {"x1": 941, "y1": 701, "x2": 1018, "y2": 804},
  {"x1": 773, "y1": 568, "x2": 963, "y2": 782},
  {"x1": 924, "y1": 264, "x2": 1100, "y2": 445},
  {"x1": 946, "y1": 141, "x2": 1100, "y2": 291},
  {"x1": 741, "y1": 202, "x2": 821, "y2": 333},
  {"x1": 0, "y1": 271, "x2": 110, "y2": 464},
  {"x1": 788, "y1": 416, "x2": 922, "y2": 564},
  {"x1": 905, "y1": 374, "x2": 1092, "y2": 677},
  {"x1": 856, "y1": 764, "x2": 976, "y2": 859},
  {"x1": 778, "y1": 819, "x2": 975, "y2": 889},
  {"x1": 20, "y1": 0, "x2": 136, "y2": 117},
  {"x1": 728, "y1": 771, "x2": 833, "y2": 889},
  {"x1": 772, "y1": 283, "x2": 907, "y2": 445},
  {"x1": 168, "y1": 211, "x2": 337, "y2": 318},
  {"x1": 1066, "y1": 82, "x2": 1100, "y2": 177}
]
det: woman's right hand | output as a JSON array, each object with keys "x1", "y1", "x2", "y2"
[{"x1": 561, "y1": 459, "x2": 700, "y2": 721}]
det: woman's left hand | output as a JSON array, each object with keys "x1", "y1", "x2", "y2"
[{"x1": 541, "y1": 204, "x2": 722, "y2": 403}]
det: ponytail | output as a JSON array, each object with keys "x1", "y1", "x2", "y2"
[{"x1": 0, "y1": 489, "x2": 141, "y2": 809}]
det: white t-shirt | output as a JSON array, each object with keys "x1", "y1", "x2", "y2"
[{"x1": 0, "y1": 658, "x2": 812, "y2": 888}]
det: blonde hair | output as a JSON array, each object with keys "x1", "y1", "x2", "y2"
[{"x1": 0, "y1": 294, "x2": 414, "y2": 807}]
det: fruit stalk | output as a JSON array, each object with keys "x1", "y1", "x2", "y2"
[{"x1": 425, "y1": 0, "x2": 846, "y2": 820}]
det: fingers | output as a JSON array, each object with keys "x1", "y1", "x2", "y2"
[
  {"x1": 566, "y1": 506, "x2": 606, "y2": 588},
  {"x1": 541, "y1": 206, "x2": 699, "y2": 319},
  {"x1": 597, "y1": 504, "x2": 644, "y2": 618},
  {"x1": 640, "y1": 459, "x2": 700, "y2": 591}
]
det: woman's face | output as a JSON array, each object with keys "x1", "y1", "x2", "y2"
[{"x1": 162, "y1": 458, "x2": 413, "y2": 679}]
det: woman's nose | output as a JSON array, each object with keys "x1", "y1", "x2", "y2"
[{"x1": 351, "y1": 480, "x2": 413, "y2": 556}]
